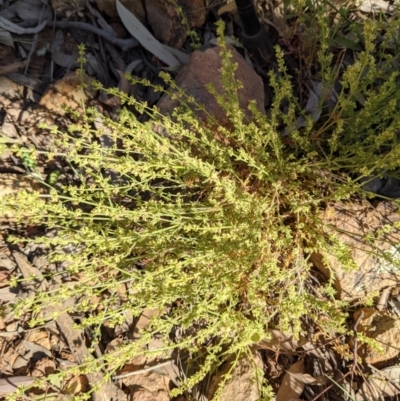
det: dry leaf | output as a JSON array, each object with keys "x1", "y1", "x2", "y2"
[
  {"x1": 132, "y1": 308, "x2": 162, "y2": 339},
  {"x1": 286, "y1": 371, "x2": 327, "y2": 385},
  {"x1": 162, "y1": 44, "x2": 190, "y2": 65},
  {"x1": 218, "y1": 1, "x2": 237, "y2": 15},
  {"x1": 31, "y1": 357, "x2": 56, "y2": 378},
  {"x1": 125, "y1": 59, "x2": 143, "y2": 74},
  {"x1": 26, "y1": 329, "x2": 51, "y2": 350},
  {"x1": 276, "y1": 360, "x2": 305, "y2": 401},
  {"x1": 257, "y1": 330, "x2": 299, "y2": 352}
]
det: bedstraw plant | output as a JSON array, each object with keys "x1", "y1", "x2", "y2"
[{"x1": 3, "y1": 11, "x2": 400, "y2": 401}]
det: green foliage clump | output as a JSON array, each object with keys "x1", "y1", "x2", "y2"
[{"x1": 3, "y1": 10, "x2": 400, "y2": 400}]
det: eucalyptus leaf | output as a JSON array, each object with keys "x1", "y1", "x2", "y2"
[
  {"x1": 116, "y1": 0, "x2": 180, "y2": 67},
  {"x1": 0, "y1": 377, "x2": 35, "y2": 395},
  {"x1": 0, "y1": 30, "x2": 13, "y2": 47}
]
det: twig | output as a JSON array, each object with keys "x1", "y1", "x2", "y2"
[
  {"x1": 350, "y1": 309, "x2": 364, "y2": 383},
  {"x1": 50, "y1": 11, "x2": 56, "y2": 82},
  {"x1": 24, "y1": 0, "x2": 49, "y2": 75},
  {"x1": 48, "y1": 21, "x2": 138, "y2": 51},
  {"x1": 113, "y1": 360, "x2": 173, "y2": 380}
]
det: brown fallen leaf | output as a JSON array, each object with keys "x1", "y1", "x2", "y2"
[
  {"x1": 286, "y1": 371, "x2": 327, "y2": 386},
  {"x1": 276, "y1": 360, "x2": 305, "y2": 401},
  {"x1": 218, "y1": 1, "x2": 237, "y2": 15},
  {"x1": 132, "y1": 307, "x2": 162, "y2": 339},
  {"x1": 257, "y1": 330, "x2": 299, "y2": 353}
]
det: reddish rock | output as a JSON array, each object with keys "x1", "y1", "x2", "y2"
[
  {"x1": 39, "y1": 72, "x2": 96, "y2": 115},
  {"x1": 157, "y1": 45, "x2": 265, "y2": 127},
  {"x1": 145, "y1": 0, "x2": 206, "y2": 48},
  {"x1": 94, "y1": 0, "x2": 146, "y2": 22},
  {"x1": 311, "y1": 201, "x2": 400, "y2": 301}
]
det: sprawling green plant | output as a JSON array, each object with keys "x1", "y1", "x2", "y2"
[{"x1": 2, "y1": 9, "x2": 400, "y2": 400}]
